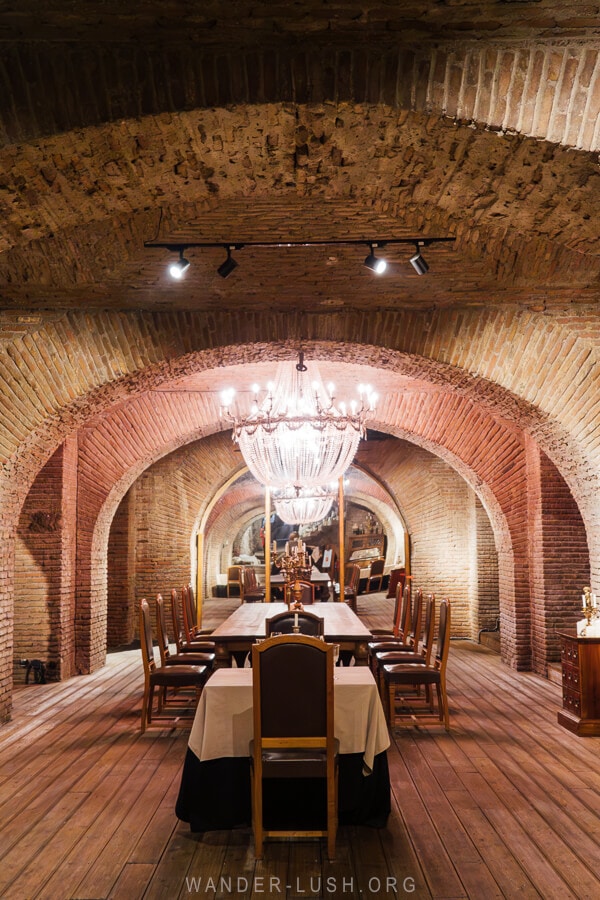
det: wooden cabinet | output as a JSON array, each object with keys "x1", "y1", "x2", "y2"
[
  {"x1": 557, "y1": 631, "x2": 600, "y2": 736},
  {"x1": 346, "y1": 534, "x2": 385, "y2": 571}
]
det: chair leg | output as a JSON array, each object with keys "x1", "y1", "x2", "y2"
[
  {"x1": 140, "y1": 687, "x2": 149, "y2": 733},
  {"x1": 440, "y1": 675, "x2": 450, "y2": 731},
  {"x1": 387, "y1": 682, "x2": 395, "y2": 728},
  {"x1": 326, "y1": 766, "x2": 338, "y2": 861},
  {"x1": 147, "y1": 684, "x2": 155, "y2": 725},
  {"x1": 251, "y1": 767, "x2": 264, "y2": 859}
]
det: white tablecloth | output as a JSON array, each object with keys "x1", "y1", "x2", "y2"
[{"x1": 189, "y1": 667, "x2": 390, "y2": 774}]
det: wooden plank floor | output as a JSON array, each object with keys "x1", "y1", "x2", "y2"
[{"x1": 2, "y1": 595, "x2": 600, "y2": 899}]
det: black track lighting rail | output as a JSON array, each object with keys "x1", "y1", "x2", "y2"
[
  {"x1": 144, "y1": 237, "x2": 455, "y2": 251},
  {"x1": 145, "y1": 236, "x2": 455, "y2": 279}
]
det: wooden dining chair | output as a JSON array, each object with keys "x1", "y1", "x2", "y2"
[
  {"x1": 139, "y1": 599, "x2": 209, "y2": 733},
  {"x1": 365, "y1": 557, "x2": 385, "y2": 593},
  {"x1": 369, "y1": 581, "x2": 409, "y2": 643},
  {"x1": 250, "y1": 634, "x2": 338, "y2": 860},
  {"x1": 242, "y1": 567, "x2": 266, "y2": 602},
  {"x1": 283, "y1": 580, "x2": 315, "y2": 606},
  {"x1": 265, "y1": 609, "x2": 324, "y2": 637},
  {"x1": 184, "y1": 584, "x2": 214, "y2": 635},
  {"x1": 368, "y1": 584, "x2": 413, "y2": 671},
  {"x1": 170, "y1": 589, "x2": 216, "y2": 655},
  {"x1": 381, "y1": 599, "x2": 451, "y2": 731},
  {"x1": 180, "y1": 587, "x2": 216, "y2": 652},
  {"x1": 155, "y1": 595, "x2": 215, "y2": 669},
  {"x1": 227, "y1": 565, "x2": 244, "y2": 598},
  {"x1": 373, "y1": 587, "x2": 423, "y2": 653},
  {"x1": 373, "y1": 594, "x2": 435, "y2": 695},
  {"x1": 340, "y1": 563, "x2": 361, "y2": 612}
]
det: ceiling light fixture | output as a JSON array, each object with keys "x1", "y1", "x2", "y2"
[
  {"x1": 274, "y1": 485, "x2": 337, "y2": 525},
  {"x1": 168, "y1": 248, "x2": 190, "y2": 280},
  {"x1": 146, "y1": 236, "x2": 455, "y2": 279},
  {"x1": 363, "y1": 243, "x2": 387, "y2": 275},
  {"x1": 217, "y1": 245, "x2": 239, "y2": 279},
  {"x1": 409, "y1": 242, "x2": 429, "y2": 275},
  {"x1": 220, "y1": 351, "x2": 378, "y2": 489}
]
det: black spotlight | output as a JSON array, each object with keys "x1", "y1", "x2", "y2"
[
  {"x1": 409, "y1": 246, "x2": 429, "y2": 275},
  {"x1": 168, "y1": 248, "x2": 190, "y2": 280},
  {"x1": 217, "y1": 246, "x2": 238, "y2": 279},
  {"x1": 363, "y1": 243, "x2": 387, "y2": 275}
]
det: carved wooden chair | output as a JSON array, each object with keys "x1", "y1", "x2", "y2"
[{"x1": 250, "y1": 635, "x2": 338, "y2": 860}]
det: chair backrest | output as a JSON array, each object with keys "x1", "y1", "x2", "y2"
[
  {"x1": 252, "y1": 635, "x2": 334, "y2": 744},
  {"x1": 420, "y1": 594, "x2": 436, "y2": 664},
  {"x1": 284, "y1": 580, "x2": 315, "y2": 606},
  {"x1": 266, "y1": 609, "x2": 324, "y2": 636},
  {"x1": 345, "y1": 564, "x2": 361, "y2": 592},
  {"x1": 395, "y1": 583, "x2": 412, "y2": 638},
  {"x1": 155, "y1": 594, "x2": 172, "y2": 664},
  {"x1": 243, "y1": 568, "x2": 258, "y2": 590},
  {"x1": 139, "y1": 599, "x2": 157, "y2": 675},
  {"x1": 434, "y1": 599, "x2": 451, "y2": 672},
  {"x1": 370, "y1": 557, "x2": 385, "y2": 578},
  {"x1": 228, "y1": 565, "x2": 243, "y2": 583},
  {"x1": 187, "y1": 584, "x2": 197, "y2": 626},
  {"x1": 170, "y1": 588, "x2": 186, "y2": 652},
  {"x1": 180, "y1": 585, "x2": 196, "y2": 644},
  {"x1": 408, "y1": 589, "x2": 423, "y2": 647}
]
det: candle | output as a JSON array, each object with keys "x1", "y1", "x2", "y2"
[
  {"x1": 294, "y1": 612, "x2": 299, "y2": 629},
  {"x1": 583, "y1": 594, "x2": 587, "y2": 610},
  {"x1": 272, "y1": 540, "x2": 276, "y2": 553},
  {"x1": 285, "y1": 542, "x2": 289, "y2": 554}
]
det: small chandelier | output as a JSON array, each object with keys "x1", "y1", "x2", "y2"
[
  {"x1": 274, "y1": 486, "x2": 337, "y2": 525},
  {"x1": 220, "y1": 353, "x2": 377, "y2": 489}
]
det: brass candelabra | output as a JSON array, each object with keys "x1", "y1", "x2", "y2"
[
  {"x1": 581, "y1": 585, "x2": 598, "y2": 632},
  {"x1": 274, "y1": 541, "x2": 311, "y2": 607}
]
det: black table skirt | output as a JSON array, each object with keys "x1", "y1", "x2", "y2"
[{"x1": 176, "y1": 749, "x2": 390, "y2": 832}]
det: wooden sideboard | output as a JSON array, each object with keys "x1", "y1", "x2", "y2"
[{"x1": 556, "y1": 630, "x2": 600, "y2": 736}]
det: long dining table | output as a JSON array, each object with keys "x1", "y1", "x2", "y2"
[
  {"x1": 210, "y1": 601, "x2": 373, "y2": 668},
  {"x1": 175, "y1": 666, "x2": 391, "y2": 832}
]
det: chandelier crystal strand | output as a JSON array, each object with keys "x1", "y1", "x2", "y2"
[
  {"x1": 274, "y1": 486, "x2": 336, "y2": 525},
  {"x1": 220, "y1": 356, "x2": 377, "y2": 489}
]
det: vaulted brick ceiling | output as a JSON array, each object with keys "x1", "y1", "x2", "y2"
[{"x1": 0, "y1": 1, "x2": 599, "y2": 317}]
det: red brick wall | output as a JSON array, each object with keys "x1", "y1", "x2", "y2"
[
  {"x1": 107, "y1": 489, "x2": 135, "y2": 649},
  {"x1": 14, "y1": 436, "x2": 77, "y2": 682}
]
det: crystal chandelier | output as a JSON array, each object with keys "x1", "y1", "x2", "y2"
[
  {"x1": 220, "y1": 353, "x2": 377, "y2": 489},
  {"x1": 274, "y1": 486, "x2": 337, "y2": 525}
]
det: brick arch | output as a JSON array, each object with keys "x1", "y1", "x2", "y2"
[
  {"x1": 1, "y1": 41, "x2": 598, "y2": 152},
  {"x1": 62, "y1": 364, "x2": 550, "y2": 673},
  {"x1": 3, "y1": 311, "x2": 599, "y2": 510},
  {"x1": 2, "y1": 327, "x2": 595, "y2": 718}
]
